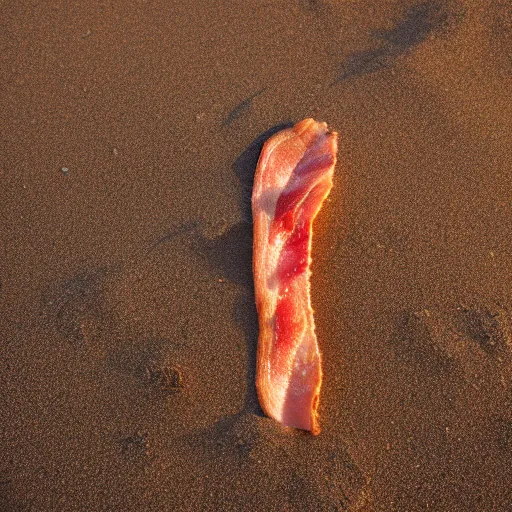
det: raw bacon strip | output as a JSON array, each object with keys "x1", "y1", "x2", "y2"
[{"x1": 252, "y1": 119, "x2": 337, "y2": 434}]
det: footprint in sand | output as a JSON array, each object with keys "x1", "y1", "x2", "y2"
[
  {"x1": 41, "y1": 267, "x2": 115, "y2": 343},
  {"x1": 201, "y1": 413, "x2": 370, "y2": 511},
  {"x1": 390, "y1": 302, "x2": 512, "y2": 390},
  {"x1": 388, "y1": 309, "x2": 457, "y2": 379},
  {"x1": 454, "y1": 302, "x2": 511, "y2": 359}
]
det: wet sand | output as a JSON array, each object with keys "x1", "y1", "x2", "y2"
[{"x1": 2, "y1": 1, "x2": 512, "y2": 510}]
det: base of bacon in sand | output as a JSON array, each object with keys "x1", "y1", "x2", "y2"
[{"x1": 252, "y1": 119, "x2": 338, "y2": 435}]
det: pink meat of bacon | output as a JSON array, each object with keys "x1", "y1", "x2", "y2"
[{"x1": 252, "y1": 118, "x2": 338, "y2": 435}]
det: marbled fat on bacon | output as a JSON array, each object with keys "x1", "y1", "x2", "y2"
[{"x1": 252, "y1": 119, "x2": 338, "y2": 434}]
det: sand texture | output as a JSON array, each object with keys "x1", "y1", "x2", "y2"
[{"x1": 2, "y1": 1, "x2": 512, "y2": 510}]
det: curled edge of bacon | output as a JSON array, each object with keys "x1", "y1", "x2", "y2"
[{"x1": 252, "y1": 119, "x2": 338, "y2": 435}]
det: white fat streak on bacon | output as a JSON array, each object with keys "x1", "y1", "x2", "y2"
[{"x1": 252, "y1": 119, "x2": 337, "y2": 434}]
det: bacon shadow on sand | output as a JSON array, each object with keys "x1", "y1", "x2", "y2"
[{"x1": 195, "y1": 123, "x2": 294, "y2": 415}]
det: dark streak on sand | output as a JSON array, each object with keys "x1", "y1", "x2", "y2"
[
  {"x1": 222, "y1": 88, "x2": 267, "y2": 127},
  {"x1": 149, "y1": 220, "x2": 200, "y2": 252},
  {"x1": 336, "y1": 0, "x2": 465, "y2": 81}
]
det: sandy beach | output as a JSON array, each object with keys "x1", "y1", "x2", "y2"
[{"x1": 2, "y1": 0, "x2": 512, "y2": 510}]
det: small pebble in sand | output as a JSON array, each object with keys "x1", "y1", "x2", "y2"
[{"x1": 61, "y1": 167, "x2": 69, "y2": 175}]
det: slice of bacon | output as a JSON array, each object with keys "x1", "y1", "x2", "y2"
[{"x1": 252, "y1": 119, "x2": 338, "y2": 434}]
